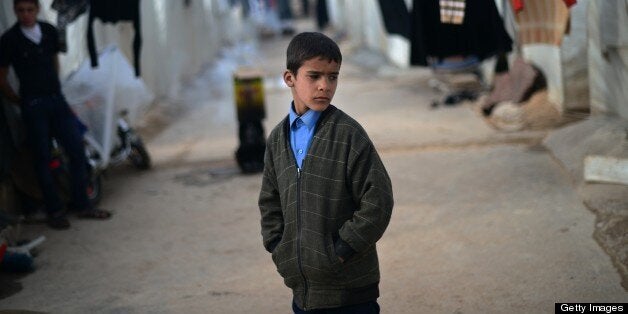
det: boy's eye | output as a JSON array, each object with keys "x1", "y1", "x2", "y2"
[
  {"x1": 329, "y1": 75, "x2": 338, "y2": 81},
  {"x1": 308, "y1": 75, "x2": 319, "y2": 80}
]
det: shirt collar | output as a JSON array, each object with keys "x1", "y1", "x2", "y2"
[{"x1": 289, "y1": 102, "x2": 321, "y2": 130}]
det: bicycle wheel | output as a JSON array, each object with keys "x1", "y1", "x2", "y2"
[{"x1": 129, "y1": 138, "x2": 151, "y2": 170}]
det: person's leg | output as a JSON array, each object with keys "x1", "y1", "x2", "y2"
[
  {"x1": 301, "y1": 0, "x2": 310, "y2": 16},
  {"x1": 292, "y1": 300, "x2": 311, "y2": 314},
  {"x1": 316, "y1": 0, "x2": 329, "y2": 30},
  {"x1": 292, "y1": 300, "x2": 379, "y2": 314},
  {"x1": 21, "y1": 97, "x2": 68, "y2": 228},
  {"x1": 335, "y1": 301, "x2": 380, "y2": 314},
  {"x1": 278, "y1": 0, "x2": 294, "y2": 20},
  {"x1": 50, "y1": 96, "x2": 111, "y2": 220},
  {"x1": 49, "y1": 96, "x2": 91, "y2": 212}
]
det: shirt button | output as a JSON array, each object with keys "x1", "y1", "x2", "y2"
[{"x1": 298, "y1": 149, "x2": 303, "y2": 154}]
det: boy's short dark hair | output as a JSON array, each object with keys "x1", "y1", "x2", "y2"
[
  {"x1": 14, "y1": 0, "x2": 39, "y2": 6},
  {"x1": 286, "y1": 32, "x2": 342, "y2": 74}
]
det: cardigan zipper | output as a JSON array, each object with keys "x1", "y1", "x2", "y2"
[{"x1": 296, "y1": 166, "x2": 309, "y2": 309}]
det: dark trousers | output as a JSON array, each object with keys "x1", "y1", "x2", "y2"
[
  {"x1": 316, "y1": 0, "x2": 329, "y2": 30},
  {"x1": 292, "y1": 300, "x2": 380, "y2": 314},
  {"x1": 21, "y1": 95, "x2": 90, "y2": 216},
  {"x1": 302, "y1": 0, "x2": 310, "y2": 16},
  {"x1": 278, "y1": 0, "x2": 294, "y2": 20}
]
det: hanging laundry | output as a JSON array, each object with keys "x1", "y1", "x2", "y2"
[
  {"x1": 563, "y1": 0, "x2": 577, "y2": 8},
  {"x1": 51, "y1": 0, "x2": 88, "y2": 24},
  {"x1": 513, "y1": 0, "x2": 570, "y2": 46},
  {"x1": 410, "y1": 0, "x2": 512, "y2": 65},
  {"x1": 87, "y1": 0, "x2": 142, "y2": 77},
  {"x1": 511, "y1": 0, "x2": 524, "y2": 12},
  {"x1": 377, "y1": 0, "x2": 411, "y2": 39},
  {"x1": 439, "y1": 0, "x2": 465, "y2": 25},
  {"x1": 51, "y1": 0, "x2": 89, "y2": 52},
  {"x1": 512, "y1": 0, "x2": 576, "y2": 13}
]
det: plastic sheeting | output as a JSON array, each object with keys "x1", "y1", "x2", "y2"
[{"x1": 62, "y1": 46, "x2": 153, "y2": 166}]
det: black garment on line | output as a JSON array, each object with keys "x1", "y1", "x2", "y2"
[
  {"x1": 52, "y1": 0, "x2": 88, "y2": 23},
  {"x1": 87, "y1": 0, "x2": 142, "y2": 77},
  {"x1": 410, "y1": 0, "x2": 512, "y2": 66},
  {"x1": 51, "y1": 0, "x2": 89, "y2": 52},
  {"x1": 377, "y1": 0, "x2": 410, "y2": 39}
]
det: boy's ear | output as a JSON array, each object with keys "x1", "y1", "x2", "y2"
[{"x1": 283, "y1": 70, "x2": 295, "y2": 87}]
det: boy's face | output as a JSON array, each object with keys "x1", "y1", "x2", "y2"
[
  {"x1": 14, "y1": 1, "x2": 39, "y2": 28},
  {"x1": 284, "y1": 57, "x2": 340, "y2": 115}
]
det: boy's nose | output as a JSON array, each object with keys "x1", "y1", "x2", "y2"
[{"x1": 318, "y1": 79, "x2": 329, "y2": 91}]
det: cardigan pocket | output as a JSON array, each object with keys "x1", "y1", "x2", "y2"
[
  {"x1": 325, "y1": 233, "x2": 345, "y2": 276},
  {"x1": 271, "y1": 238, "x2": 291, "y2": 277}
]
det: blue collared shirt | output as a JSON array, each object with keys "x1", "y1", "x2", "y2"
[{"x1": 289, "y1": 103, "x2": 321, "y2": 168}]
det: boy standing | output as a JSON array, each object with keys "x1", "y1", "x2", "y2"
[
  {"x1": 259, "y1": 32, "x2": 393, "y2": 313},
  {"x1": 0, "y1": 0, "x2": 111, "y2": 229}
]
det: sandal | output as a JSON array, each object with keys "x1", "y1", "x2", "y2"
[{"x1": 76, "y1": 209, "x2": 112, "y2": 220}]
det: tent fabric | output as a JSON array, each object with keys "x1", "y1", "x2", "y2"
[
  {"x1": 597, "y1": 0, "x2": 628, "y2": 50},
  {"x1": 587, "y1": 0, "x2": 628, "y2": 119}
]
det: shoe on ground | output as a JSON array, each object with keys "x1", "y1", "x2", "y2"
[
  {"x1": 47, "y1": 216, "x2": 70, "y2": 230},
  {"x1": 76, "y1": 208, "x2": 112, "y2": 220}
]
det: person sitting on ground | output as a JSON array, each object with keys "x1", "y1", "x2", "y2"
[
  {"x1": 0, "y1": 0, "x2": 111, "y2": 230},
  {"x1": 258, "y1": 32, "x2": 394, "y2": 313}
]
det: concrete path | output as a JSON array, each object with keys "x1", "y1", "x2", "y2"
[{"x1": 1, "y1": 28, "x2": 625, "y2": 313}]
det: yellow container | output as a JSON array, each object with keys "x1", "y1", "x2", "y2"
[{"x1": 234, "y1": 67, "x2": 266, "y2": 122}]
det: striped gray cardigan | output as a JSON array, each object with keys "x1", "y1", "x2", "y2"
[{"x1": 259, "y1": 105, "x2": 393, "y2": 310}]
